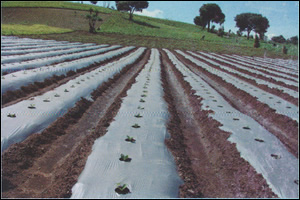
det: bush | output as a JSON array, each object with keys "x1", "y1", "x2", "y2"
[
  {"x1": 282, "y1": 46, "x2": 288, "y2": 54},
  {"x1": 217, "y1": 27, "x2": 225, "y2": 37},
  {"x1": 254, "y1": 35, "x2": 260, "y2": 48}
]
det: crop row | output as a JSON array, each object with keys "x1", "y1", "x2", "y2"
[
  {"x1": 176, "y1": 50, "x2": 298, "y2": 122},
  {"x1": 189, "y1": 51, "x2": 298, "y2": 99},
  {"x1": 71, "y1": 49, "x2": 182, "y2": 198},
  {"x1": 164, "y1": 49, "x2": 298, "y2": 198},
  {"x1": 1, "y1": 47, "x2": 146, "y2": 152}
]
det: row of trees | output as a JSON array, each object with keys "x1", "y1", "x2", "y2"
[
  {"x1": 194, "y1": 4, "x2": 270, "y2": 40},
  {"x1": 271, "y1": 35, "x2": 298, "y2": 45}
]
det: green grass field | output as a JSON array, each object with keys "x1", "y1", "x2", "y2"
[
  {"x1": 1, "y1": 1, "x2": 298, "y2": 59},
  {"x1": 1, "y1": 24, "x2": 73, "y2": 35}
]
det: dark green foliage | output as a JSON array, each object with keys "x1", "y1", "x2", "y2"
[
  {"x1": 234, "y1": 13, "x2": 269, "y2": 40},
  {"x1": 196, "y1": 3, "x2": 225, "y2": 32},
  {"x1": 115, "y1": 1, "x2": 149, "y2": 20},
  {"x1": 254, "y1": 35, "x2": 260, "y2": 48},
  {"x1": 287, "y1": 36, "x2": 298, "y2": 45},
  {"x1": 271, "y1": 35, "x2": 286, "y2": 43},
  {"x1": 86, "y1": 8, "x2": 102, "y2": 33},
  {"x1": 282, "y1": 45, "x2": 288, "y2": 54}
]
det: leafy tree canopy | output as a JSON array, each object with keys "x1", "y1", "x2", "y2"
[
  {"x1": 115, "y1": 1, "x2": 149, "y2": 20},
  {"x1": 198, "y1": 3, "x2": 225, "y2": 32},
  {"x1": 234, "y1": 13, "x2": 269, "y2": 40}
]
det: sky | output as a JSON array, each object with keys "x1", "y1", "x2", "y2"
[{"x1": 85, "y1": 1, "x2": 299, "y2": 40}]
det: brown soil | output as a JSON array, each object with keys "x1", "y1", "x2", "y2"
[
  {"x1": 160, "y1": 49, "x2": 277, "y2": 198},
  {"x1": 2, "y1": 7, "x2": 109, "y2": 31},
  {"x1": 2, "y1": 47, "x2": 136, "y2": 107},
  {"x1": 187, "y1": 51, "x2": 298, "y2": 106},
  {"x1": 1, "y1": 49, "x2": 150, "y2": 198},
  {"x1": 172, "y1": 50, "x2": 298, "y2": 157},
  {"x1": 221, "y1": 54, "x2": 299, "y2": 79}
]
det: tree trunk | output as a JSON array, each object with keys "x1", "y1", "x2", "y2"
[
  {"x1": 247, "y1": 30, "x2": 251, "y2": 40},
  {"x1": 207, "y1": 21, "x2": 210, "y2": 32}
]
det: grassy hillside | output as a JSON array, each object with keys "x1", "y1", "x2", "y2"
[{"x1": 1, "y1": 1, "x2": 298, "y2": 59}]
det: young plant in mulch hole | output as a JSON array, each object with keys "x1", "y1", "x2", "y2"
[
  {"x1": 115, "y1": 183, "x2": 130, "y2": 195},
  {"x1": 217, "y1": 105, "x2": 223, "y2": 108},
  {"x1": 23, "y1": 71, "x2": 27, "y2": 74},
  {"x1": 233, "y1": 118, "x2": 239, "y2": 121},
  {"x1": 276, "y1": 101, "x2": 281, "y2": 104},
  {"x1": 271, "y1": 154, "x2": 281, "y2": 159},
  {"x1": 43, "y1": 98, "x2": 50, "y2": 102},
  {"x1": 294, "y1": 180, "x2": 299, "y2": 185},
  {"x1": 132, "y1": 123, "x2": 140, "y2": 128},
  {"x1": 76, "y1": 81, "x2": 80, "y2": 84},
  {"x1": 134, "y1": 113, "x2": 143, "y2": 118},
  {"x1": 7, "y1": 113, "x2": 16, "y2": 118},
  {"x1": 87, "y1": 76, "x2": 90, "y2": 79},
  {"x1": 212, "y1": 100, "x2": 217, "y2": 102},
  {"x1": 71, "y1": 85, "x2": 75, "y2": 88},
  {"x1": 137, "y1": 106, "x2": 144, "y2": 110},
  {"x1": 12, "y1": 74, "x2": 17, "y2": 77},
  {"x1": 140, "y1": 99, "x2": 146, "y2": 103},
  {"x1": 125, "y1": 135, "x2": 136, "y2": 143},
  {"x1": 28, "y1": 104, "x2": 36, "y2": 109},
  {"x1": 255, "y1": 138, "x2": 264, "y2": 142},
  {"x1": 64, "y1": 89, "x2": 69, "y2": 92},
  {"x1": 81, "y1": 79, "x2": 85, "y2": 82},
  {"x1": 286, "y1": 106, "x2": 291, "y2": 109},
  {"x1": 54, "y1": 93, "x2": 60, "y2": 97},
  {"x1": 269, "y1": 97, "x2": 273, "y2": 99},
  {"x1": 119, "y1": 154, "x2": 132, "y2": 162},
  {"x1": 141, "y1": 94, "x2": 147, "y2": 97},
  {"x1": 243, "y1": 126, "x2": 251, "y2": 130},
  {"x1": 1, "y1": 76, "x2": 5, "y2": 79},
  {"x1": 143, "y1": 86, "x2": 147, "y2": 89},
  {"x1": 143, "y1": 90, "x2": 148, "y2": 93}
]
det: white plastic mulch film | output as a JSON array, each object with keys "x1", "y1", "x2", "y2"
[
  {"x1": 1, "y1": 45, "x2": 146, "y2": 152},
  {"x1": 71, "y1": 49, "x2": 183, "y2": 198},
  {"x1": 1, "y1": 46, "x2": 135, "y2": 94},
  {"x1": 164, "y1": 49, "x2": 299, "y2": 199},
  {"x1": 176, "y1": 50, "x2": 299, "y2": 122}
]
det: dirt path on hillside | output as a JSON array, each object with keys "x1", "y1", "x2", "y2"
[
  {"x1": 160, "y1": 50, "x2": 276, "y2": 198},
  {"x1": 172, "y1": 50, "x2": 298, "y2": 157},
  {"x1": 2, "y1": 47, "x2": 137, "y2": 107},
  {"x1": 1, "y1": 49, "x2": 150, "y2": 198}
]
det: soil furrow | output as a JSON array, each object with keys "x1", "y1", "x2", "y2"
[
  {"x1": 2, "y1": 47, "x2": 138, "y2": 107},
  {"x1": 160, "y1": 50, "x2": 276, "y2": 198},
  {"x1": 220, "y1": 54, "x2": 299, "y2": 79},
  {"x1": 1, "y1": 49, "x2": 151, "y2": 198},
  {"x1": 186, "y1": 51, "x2": 298, "y2": 106},
  {"x1": 172, "y1": 50, "x2": 298, "y2": 157}
]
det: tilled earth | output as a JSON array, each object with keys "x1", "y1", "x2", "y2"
[{"x1": 1, "y1": 47, "x2": 298, "y2": 198}]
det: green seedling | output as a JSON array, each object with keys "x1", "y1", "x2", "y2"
[
  {"x1": 54, "y1": 93, "x2": 60, "y2": 97},
  {"x1": 255, "y1": 138, "x2": 264, "y2": 143},
  {"x1": 12, "y1": 74, "x2": 17, "y2": 77},
  {"x1": 64, "y1": 89, "x2": 69, "y2": 92},
  {"x1": 137, "y1": 106, "x2": 144, "y2": 110},
  {"x1": 143, "y1": 86, "x2": 147, "y2": 89},
  {"x1": 81, "y1": 79, "x2": 85, "y2": 82},
  {"x1": 132, "y1": 123, "x2": 140, "y2": 128},
  {"x1": 28, "y1": 104, "x2": 36, "y2": 109},
  {"x1": 125, "y1": 135, "x2": 136, "y2": 143},
  {"x1": 141, "y1": 94, "x2": 147, "y2": 97},
  {"x1": 139, "y1": 99, "x2": 145, "y2": 103},
  {"x1": 271, "y1": 154, "x2": 281, "y2": 159},
  {"x1": 243, "y1": 126, "x2": 251, "y2": 130},
  {"x1": 115, "y1": 183, "x2": 130, "y2": 195},
  {"x1": 1, "y1": 76, "x2": 5, "y2": 79},
  {"x1": 43, "y1": 98, "x2": 50, "y2": 102},
  {"x1": 143, "y1": 90, "x2": 148, "y2": 93},
  {"x1": 71, "y1": 85, "x2": 75, "y2": 88},
  {"x1": 7, "y1": 113, "x2": 16, "y2": 118},
  {"x1": 134, "y1": 113, "x2": 142, "y2": 118},
  {"x1": 87, "y1": 76, "x2": 90, "y2": 79},
  {"x1": 119, "y1": 154, "x2": 131, "y2": 162}
]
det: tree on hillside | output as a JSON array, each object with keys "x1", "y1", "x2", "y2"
[
  {"x1": 234, "y1": 13, "x2": 269, "y2": 40},
  {"x1": 194, "y1": 16, "x2": 206, "y2": 30},
  {"x1": 86, "y1": 8, "x2": 103, "y2": 33},
  {"x1": 115, "y1": 1, "x2": 149, "y2": 21},
  {"x1": 287, "y1": 36, "x2": 298, "y2": 45},
  {"x1": 271, "y1": 35, "x2": 286, "y2": 43},
  {"x1": 196, "y1": 3, "x2": 225, "y2": 32},
  {"x1": 90, "y1": 1, "x2": 98, "y2": 5}
]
